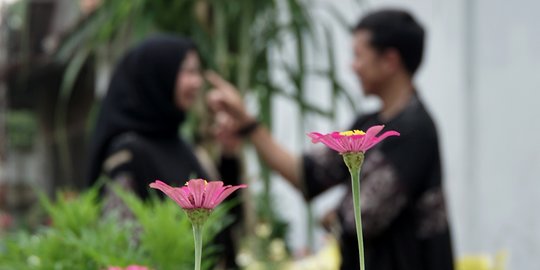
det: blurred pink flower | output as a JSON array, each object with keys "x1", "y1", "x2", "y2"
[
  {"x1": 308, "y1": 125, "x2": 399, "y2": 154},
  {"x1": 125, "y1": 266, "x2": 150, "y2": 270},
  {"x1": 149, "y1": 179, "x2": 247, "y2": 210},
  {"x1": 107, "y1": 265, "x2": 149, "y2": 270},
  {"x1": 0, "y1": 212, "x2": 13, "y2": 230}
]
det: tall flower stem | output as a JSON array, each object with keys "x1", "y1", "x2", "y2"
[
  {"x1": 343, "y1": 153, "x2": 365, "y2": 270},
  {"x1": 193, "y1": 223, "x2": 203, "y2": 270},
  {"x1": 187, "y1": 209, "x2": 210, "y2": 270}
]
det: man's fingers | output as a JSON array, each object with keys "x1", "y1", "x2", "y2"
[
  {"x1": 206, "y1": 90, "x2": 231, "y2": 112},
  {"x1": 205, "y1": 71, "x2": 248, "y2": 121},
  {"x1": 205, "y1": 70, "x2": 232, "y2": 89}
]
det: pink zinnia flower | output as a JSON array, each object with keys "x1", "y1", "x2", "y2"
[
  {"x1": 150, "y1": 179, "x2": 247, "y2": 270},
  {"x1": 307, "y1": 125, "x2": 400, "y2": 154},
  {"x1": 149, "y1": 179, "x2": 247, "y2": 210},
  {"x1": 308, "y1": 125, "x2": 399, "y2": 270},
  {"x1": 107, "y1": 265, "x2": 149, "y2": 270}
]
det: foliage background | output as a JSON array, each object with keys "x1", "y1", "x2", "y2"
[
  {"x1": 53, "y1": 0, "x2": 359, "y2": 256},
  {"x1": 0, "y1": 184, "x2": 231, "y2": 270},
  {"x1": 0, "y1": 0, "x2": 360, "y2": 266}
]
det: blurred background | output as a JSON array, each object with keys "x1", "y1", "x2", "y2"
[{"x1": 1, "y1": 0, "x2": 539, "y2": 269}]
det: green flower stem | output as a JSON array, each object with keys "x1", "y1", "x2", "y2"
[
  {"x1": 186, "y1": 209, "x2": 211, "y2": 270},
  {"x1": 193, "y1": 223, "x2": 203, "y2": 270},
  {"x1": 343, "y1": 152, "x2": 365, "y2": 270}
]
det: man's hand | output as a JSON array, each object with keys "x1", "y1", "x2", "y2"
[
  {"x1": 206, "y1": 71, "x2": 254, "y2": 126},
  {"x1": 212, "y1": 111, "x2": 242, "y2": 156}
]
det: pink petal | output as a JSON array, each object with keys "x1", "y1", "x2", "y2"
[
  {"x1": 202, "y1": 181, "x2": 224, "y2": 208},
  {"x1": 187, "y1": 179, "x2": 206, "y2": 208},
  {"x1": 151, "y1": 179, "x2": 247, "y2": 210},
  {"x1": 363, "y1": 130, "x2": 400, "y2": 151},
  {"x1": 212, "y1": 184, "x2": 247, "y2": 207},
  {"x1": 307, "y1": 132, "x2": 324, "y2": 143},
  {"x1": 361, "y1": 125, "x2": 385, "y2": 147},
  {"x1": 149, "y1": 180, "x2": 192, "y2": 208},
  {"x1": 317, "y1": 133, "x2": 348, "y2": 153},
  {"x1": 307, "y1": 125, "x2": 399, "y2": 154},
  {"x1": 126, "y1": 266, "x2": 149, "y2": 270},
  {"x1": 337, "y1": 136, "x2": 355, "y2": 152},
  {"x1": 179, "y1": 186, "x2": 195, "y2": 208}
]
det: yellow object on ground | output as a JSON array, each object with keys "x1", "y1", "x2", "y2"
[
  {"x1": 456, "y1": 251, "x2": 508, "y2": 270},
  {"x1": 284, "y1": 236, "x2": 341, "y2": 270}
]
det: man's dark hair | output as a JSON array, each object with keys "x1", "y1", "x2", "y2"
[{"x1": 355, "y1": 9, "x2": 425, "y2": 76}]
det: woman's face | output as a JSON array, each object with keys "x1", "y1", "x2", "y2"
[{"x1": 175, "y1": 51, "x2": 203, "y2": 110}]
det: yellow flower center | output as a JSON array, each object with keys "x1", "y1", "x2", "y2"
[
  {"x1": 185, "y1": 179, "x2": 209, "y2": 186},
  {"x1": 339, "y1": 130, "x2": 365, "y2": 136}
]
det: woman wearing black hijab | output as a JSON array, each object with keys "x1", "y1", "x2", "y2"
[
  {"x1": 86, "y1": 34, "x2": 241, "y2": 267},
  {"x1": 88, "y1": 34, "x2": 238, "y2": 195}
]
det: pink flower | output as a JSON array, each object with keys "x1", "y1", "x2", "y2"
[
  {"x1": 308, "y1": 125, "x2": 400, "y2": 154},
  {"x1": 107, "y1": 265, "x2": 149, "y2": 270},
  {"x1": 0, "y1": 212, "x2": 13, "y2": 229},
  {"x1": 125, "y1": 266, "x2": 150, "y2": 270},
  {"x1": 149, "y1": 179, "x2": 247, "y2": 210}
]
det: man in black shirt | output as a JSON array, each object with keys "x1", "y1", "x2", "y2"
[{"x1": 207, "y1": 8, "x2": 454, "y2": 270}]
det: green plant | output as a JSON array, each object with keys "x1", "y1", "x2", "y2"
[
  {"x1": 6, "y1": 110, "x2": 37, "y2": 151},
  {"x1": 51, "y1": 0, "x2": 362, "y2": 262},
  {"x1": 0, "y1": 185, "x2": 231, "y2": 270}
]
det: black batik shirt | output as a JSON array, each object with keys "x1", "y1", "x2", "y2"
[{"x1": 302, "y1": 94, "x2": 454, "y2": 270}]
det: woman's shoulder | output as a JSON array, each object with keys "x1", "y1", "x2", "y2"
[
  {"x1": 109, "y1": 132, "x2": 146, "y2": 152},
  {"x1": 103, "y1": 132, "x2": 152, "y2": 174}
]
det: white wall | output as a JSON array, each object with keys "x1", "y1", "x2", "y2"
[
  {"x1": 471, "y1": 0, "x2": 540, "y2": 269},
  {"x1": 266, "y1": 0, "x2": 540, "y2": 269}
]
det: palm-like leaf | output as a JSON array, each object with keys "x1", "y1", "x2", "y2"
[{"x1": 52, "y1": 0, "x2": 362, "y2": 262}]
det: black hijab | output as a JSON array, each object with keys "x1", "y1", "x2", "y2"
[{"x1": 87, "y1": 34, "x2": 204, "y2": 187}]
